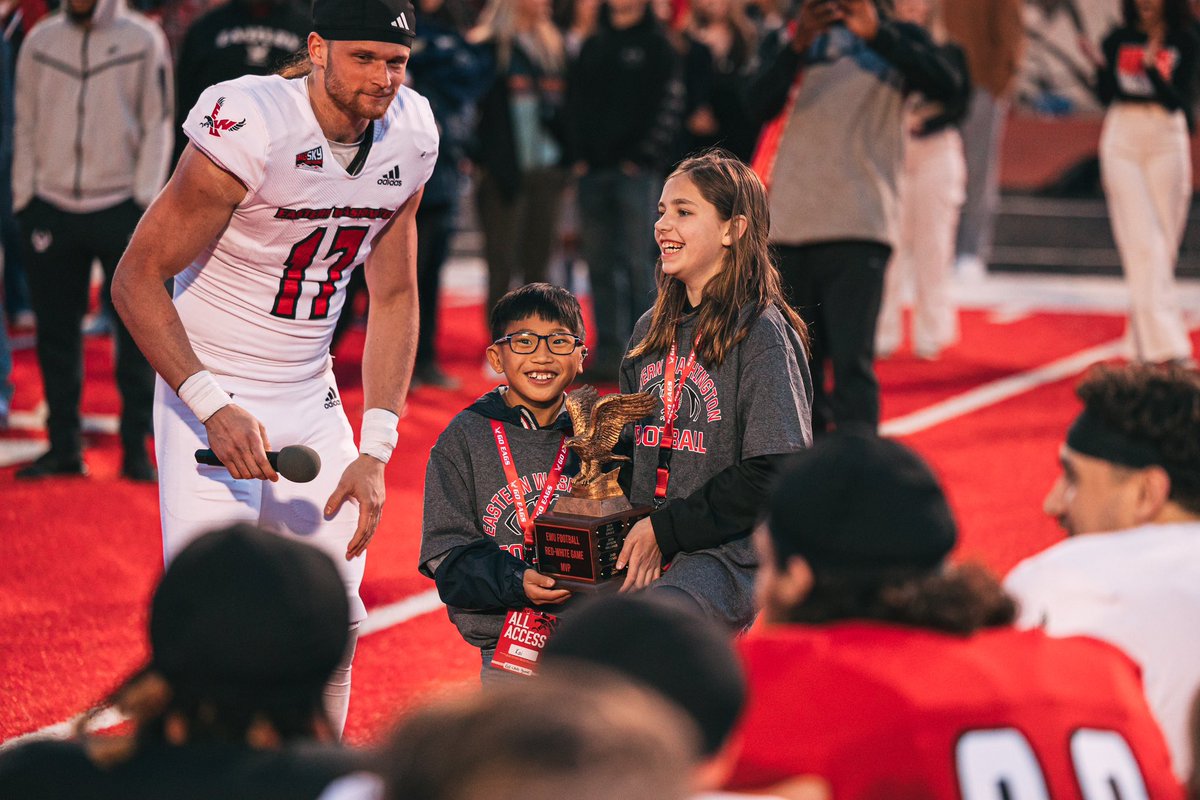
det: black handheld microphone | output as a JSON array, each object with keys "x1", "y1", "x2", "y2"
[{"x1": 194, "y1": 444, "x2": 321, "y2": 483}]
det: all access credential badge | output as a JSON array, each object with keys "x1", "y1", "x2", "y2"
[{"x1": 490, "y1": 609, "x2": 559, "y2": 676}]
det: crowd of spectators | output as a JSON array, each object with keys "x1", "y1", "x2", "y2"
[{"x1": 3, "y1": 0, "x2": 1193, "y2": 441}]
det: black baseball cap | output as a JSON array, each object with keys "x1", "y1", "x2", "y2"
[
  {"x1": 312, "y1": 0, "x2": 416, "y2": 47},
  {"x1": 149, "y1": 524, "x2": 350, "y2": 695},
  {"x1": 767, "y1": 433, "x2": 957, "y2": 571}
]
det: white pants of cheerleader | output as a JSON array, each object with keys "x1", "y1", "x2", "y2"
[
  {"x1": 154, "y1": 367, "x2": 364, "y2": 736},
  {"x1": 878, "y1": 127, "x2": 966, "y2": 357},
  {"x1": 1101, "y1": 102, "x2": 1193, "y2": 363}
]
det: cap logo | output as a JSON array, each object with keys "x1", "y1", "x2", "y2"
[{"x1": 312, "y1": 0, "x2": 416, "y2": 45}]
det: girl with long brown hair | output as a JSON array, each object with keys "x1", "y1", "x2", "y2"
[{"x1": 615, "y1": 149, "x2": 812, "y2": 630}]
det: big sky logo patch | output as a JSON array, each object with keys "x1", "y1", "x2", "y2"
[{"x1": 296, "y1": 146, "x2": 324, "y2": 171}]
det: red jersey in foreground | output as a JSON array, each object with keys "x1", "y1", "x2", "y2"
[{"x1": 727, "y1": 622, "x2": 1181, "y2": 800}]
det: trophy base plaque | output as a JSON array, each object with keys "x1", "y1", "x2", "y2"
[{"x1": 534, "y1": 500, "x2": 653, "y2": 591}]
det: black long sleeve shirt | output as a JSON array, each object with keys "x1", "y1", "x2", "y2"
[{"x1": 1097, "y1": 25, "x2": 1199, "y2": 129}]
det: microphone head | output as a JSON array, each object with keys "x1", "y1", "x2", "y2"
[{"x1": 277, "y1": 445, "x2": 321, "y2": 483}]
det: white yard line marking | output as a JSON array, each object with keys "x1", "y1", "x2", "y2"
[
  {"x1": 987, "y1": 305, "x2": 1034, "y2": 325},
  {"x1": 0, "y1": 709, "x2": 125, "y2": 753},
  {"x1": 0, "y1": 589, "x2": 445, "y2": 749},
  {"x1": 880, "y1": 338, "x2": 1126, "y2": 438},
  {"x1": 0, "y1": 410, "x2": 121, "y2": 466},
  {"x1": 0, "y1": 440, "x2": 50, "y2": 468},
  {"x1": 5, "y1": 408, "x2": 117, "y2": 435},
  {"x1": 359, "y1": 588, "x2": 442, "y2": 636}
]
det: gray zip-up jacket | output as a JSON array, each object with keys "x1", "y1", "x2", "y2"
[{"x1": 13, "y1": 0, "x2": 173, "y2": 214}]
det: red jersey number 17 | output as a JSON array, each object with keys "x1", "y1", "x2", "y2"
[{"x1": 271, "y1": 225, "x2": 369, "y2": 320}]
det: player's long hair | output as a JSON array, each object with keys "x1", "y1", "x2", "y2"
[
  {"x1": 781, "y1": 562, "x2": 1017, "y2": 635},
  {"x1": 74, "y1": 668, "x2": 334, "y2": 766},
  {"x1": 626, "y1": 150, "x2": 807, "y2": 368},
  {"x1": 278, "y1": 46, "x2": 314, "y2": 78}
]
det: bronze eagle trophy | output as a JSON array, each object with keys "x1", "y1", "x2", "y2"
[
  {"x1": 534, "y1": 385, "x2": 658, "y2": 588},
  {"x1": 560, "y1": 385, "x2": 658, "y2": 503}
]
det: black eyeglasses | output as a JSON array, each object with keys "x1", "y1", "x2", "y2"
[{"x1": 493, "y1": 332, "x2": 584, "y2": 355}]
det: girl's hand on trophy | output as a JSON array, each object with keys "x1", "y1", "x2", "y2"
[
  {"x1": 524, "y1": 570, "x2": 572, "y2": 605},
  {"x1": 617, "y1": 518, "x2": 663, "y2": 592}
]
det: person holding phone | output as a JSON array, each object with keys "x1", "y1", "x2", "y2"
[{"x1": 747, "y1": 0, "x2": 966, "y2": 435}]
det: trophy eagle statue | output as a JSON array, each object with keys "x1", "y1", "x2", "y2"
[{"x1": 561, "y1": 385, "x2": 658, "y2": 501}]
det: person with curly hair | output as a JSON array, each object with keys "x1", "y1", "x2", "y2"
[
  {"x1": 1007, "y1": 362, "x2": 1200, "y2": 782},
  {"x1": 726, "y1": 432, "x2": 1180, "y2": 798}
]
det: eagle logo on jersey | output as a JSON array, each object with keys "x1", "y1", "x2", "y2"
[{"x1": 200, "y1": 96, "x2": 247, "y2": 137}]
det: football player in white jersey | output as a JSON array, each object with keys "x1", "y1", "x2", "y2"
[
  {"x1": 1006, "y1": 363, "x2": 1200, "y2": 780},
  {"x1": 111, "y1": 0, "x2": 438, "y2": 736}
]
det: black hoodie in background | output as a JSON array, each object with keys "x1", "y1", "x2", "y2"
[{"x1": 567, "y1": 6, "x2": 681, "y2": 171}]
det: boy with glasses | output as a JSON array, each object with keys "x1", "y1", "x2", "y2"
[{"x1": 419, "y1": 282, "x2": 588, "y2": 683}]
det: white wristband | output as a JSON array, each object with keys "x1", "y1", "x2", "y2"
[
  {"x1": 360, "y1": 408, "x2": 400, "y2": 463},
  {"x1": 177, "y1": 370, "x2": 232, "y2": 424}
]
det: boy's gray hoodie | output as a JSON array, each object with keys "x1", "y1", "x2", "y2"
[{"x1": 420, "y1": 388, "x2": 579, "y2": 650}]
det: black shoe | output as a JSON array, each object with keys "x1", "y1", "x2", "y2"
[
  {"x1": 122, "y1": 452, "x2": 158, "y2": 483},
  {"x1": 16, "y1": 451, "x2": 88, "y2": 479},
  {"x1": 411, "y1": 363, "x2": 461, "y2": 390}
]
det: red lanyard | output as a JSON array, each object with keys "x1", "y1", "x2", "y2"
[
  {"x1": 655, "y1": 340, "x2": 698, "y2": 500},
  {"x1": 491, "y1": 420, "x2": 569, "y2": 551}
]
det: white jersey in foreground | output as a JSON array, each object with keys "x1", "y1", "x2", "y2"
[
  {"x1": 1005, "y1": 521, "x2": 1200, "y2": 781},
  {"x1": 175, "y1": 74, "x2": 438, "y2": 383}
]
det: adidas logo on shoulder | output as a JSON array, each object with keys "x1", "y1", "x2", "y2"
[
  {"x1": 377, "y1": 165, "x2": 403, "y2": 187},
  {"x1": 324, "y1": 387, "x2": 341, "y2": 409}
]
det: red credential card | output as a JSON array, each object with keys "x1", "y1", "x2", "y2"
[{"x1": 490, "y1": 609, "x2": 559, "y2": 677}]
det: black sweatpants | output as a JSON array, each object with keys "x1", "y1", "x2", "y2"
[
  {"x1": 415, "y1": 200, "x2": 453, "y2": 367},
  {"x1": 20, "y1": 198, "x2": 153, "y2": 458},
  {"x1": 775, "y1": 240, "x2": 891, "y2": 435}
]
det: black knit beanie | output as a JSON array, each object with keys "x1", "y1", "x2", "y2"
[{"x1": 767, "y1": 433, "x2": 957, "y2": 571}]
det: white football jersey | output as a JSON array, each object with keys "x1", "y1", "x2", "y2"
[
  {"x1": 1005, "y1": 522, "x2": 1200, "y2": 780},
  {"x1": 175, "y1": 74, "x2": 438, "y2": 381}
]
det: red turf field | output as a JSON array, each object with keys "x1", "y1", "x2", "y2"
[{"x1": 0, "y1": 297, "x2": 1178, "y2": 748}]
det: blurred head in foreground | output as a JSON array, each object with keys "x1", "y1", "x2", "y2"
[
  {"x1": 541, "y1": 593, "x2": 746, "y2": 789},
  {"x1": 759, "y1": 433, "x2": 1015, "y2": 633},
  {"x1": 379, "y1": 670, "x2": 698, "y2": 800},
  {"x1": 84, "y1": 523, "x2": 350, "y2": 759}
]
